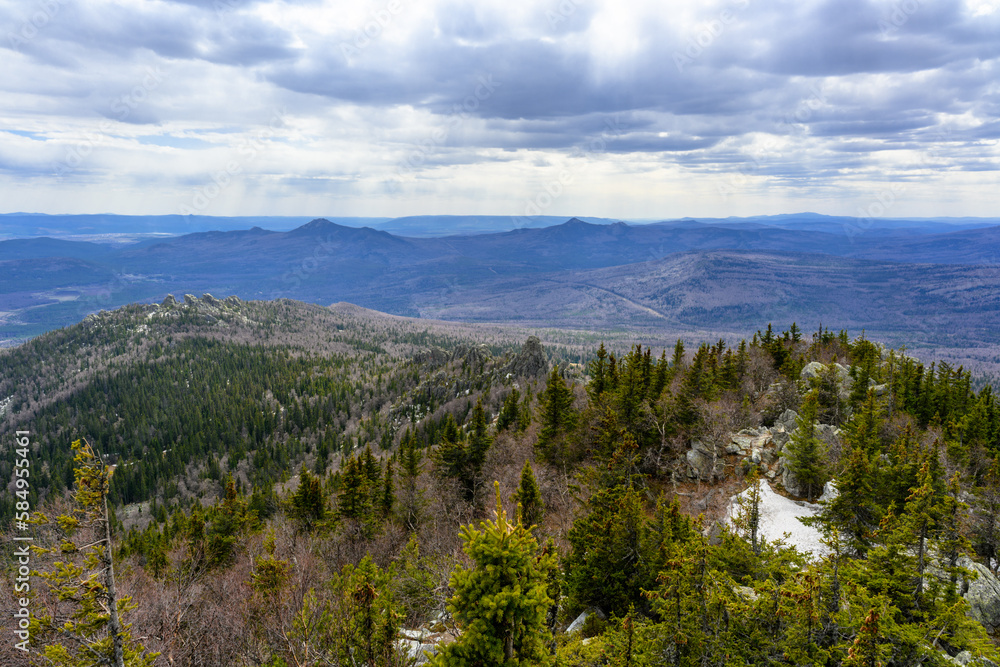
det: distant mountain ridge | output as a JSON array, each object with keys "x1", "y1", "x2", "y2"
[{"x1": 2, "y1": 215, "x2": 1000, "y2": 354}]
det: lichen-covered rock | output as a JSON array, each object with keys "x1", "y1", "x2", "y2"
[
  {"x1": 687, "y1": 448, "x2": 712, "y2": 478},
  {"x1": 801, "y1": 361, "x2": 826, "y2": 381},
  {"x1": 777, "y1": 409, "x2": 799, "y2": 432},
  {"x1": 162, "y1": 294, "x2": 177, "y2": 307},
  {"x1": 961, "y1": 558, "x2": 1000, "y2": 633},
  {"x1": 780, "y1": 456, "x2": 804, "y2": 497}
]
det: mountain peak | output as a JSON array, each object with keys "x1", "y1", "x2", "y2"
[{"x1": 293, "y1": 218, "x2": 336, "y2": 232}]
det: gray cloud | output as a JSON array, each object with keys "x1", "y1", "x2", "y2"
[{"x1": 0, "y1": 0, "x2": 997, "y2": 217}]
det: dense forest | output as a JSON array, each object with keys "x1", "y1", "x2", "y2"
[{"x1": 2, "y1": 297, "x2": 1000, "y2": 666}]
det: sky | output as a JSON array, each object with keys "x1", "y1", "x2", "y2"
[{"x1": 1, "y1": 0, "x2": 999, "y2": 220}]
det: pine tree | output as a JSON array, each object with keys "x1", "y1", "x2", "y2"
[
  {"x1": 32, "y1": 440, "x2": 158, "y2": 667},
  {"x1": 733, "y1": 466, "x2": 765, "y2": 558},
  {"x1": 338, "y1": 454, "x2": 377, "y2": 537},
  {"x1": 822, "y1": 444, "x2": 880, "y2": 557},
  {"x1": 431, "y1": 484, "x2": 557, "y2": 667},
  {"x1": 513, "y1": 460, "x2": 544, "y2": 530}
]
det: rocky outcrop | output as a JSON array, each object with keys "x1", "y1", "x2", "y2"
[
  {"x1": 161, "y1": 294, "x2": 177, "y2": 307},
  {"x1": 800, "y1": 361, "x2": 852, "y2": 400},
  {"x1": 452, "y1": 344, "x2": 490, "y2": 372},
  {"x1": 505, "y1": 336, "x2": 547, "y2": 378},
  {"x1": 687, "y1": 417, "x2": 839, "y2": 496},
  {"x1": 960, "y1": 558, "x2": 1000, "y2": 634},
  {"x1": 687, "y1": 439, "x2": 726, "y2": 481},
  {"x1": 943, "y1": 651, "x2": 999, "y2": 666}
]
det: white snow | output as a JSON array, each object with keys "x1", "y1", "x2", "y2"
[{"x1": 725, "y1": 481, "x2": 828, "y2": 557}]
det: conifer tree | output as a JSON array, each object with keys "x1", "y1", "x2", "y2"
[
  {"x1": 786, "y1": 392, "x2": 826, "y2": 500},
  {"x1": 32, "y1": 440, "x2": 158, "y2": 667},
  {"x1": 587, "y1": 343, "x2": 609, "y2": 400},
  {"x1": 467, "y1": 399, "x2": 493, "y2": 498},
  {"x1": 338, "y1": 454, "x2": 377, "y2": 537},
  {"x1": 565, "y1": 485, "x2": 650, "y2": 617},
  {"x1": 290, "y1": 466, "x2": 327, "y2": 533},
  {"x1": 496, "y1": 389, "x2": 522, "y2": 432},
  {"x1": 822, "y1": 443, "x2": 880, "y2": 557},
  {"x1": 536, "y1": 365, "x2": 576, "y2": 463},
  {"x1": 843, "y1": 606, "x2": 890, "y2": 667},
  {"x1": 399, "y1": 430, "x2": 425, "y2": 531},
  {"x1": 733, "y1": 466, "x2": 765, "y2": 557},
  {"x1": 512, "y1": 460, "x2": 544, "y2": 530},
  {"x1": 381, "y1": 460, "x2": 395, "y2": 521},
  {"x1": 431, "y1": 484, "x2": 556, "y2": 667},
  {"x1": 670, "y1": 338, "x2": 685, "y2": 375}
]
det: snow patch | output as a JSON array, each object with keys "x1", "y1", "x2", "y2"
[{"x1": 725, "y1": 481, "x2": 828, "y2": 557}]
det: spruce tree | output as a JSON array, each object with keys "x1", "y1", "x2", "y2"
[
  {"x1": 587, "y1": 343, "x2": 609, "y2": 400},
  {"x1": 467, "y1": 399, "x2": 493, "y2": 499},
  {"x1": 786, "y1": 392, "x2": 826, "y2": 501},
  {"x1": 497, "y1": 389, "x2": 522, "y2": 432},
  {"x1": 381, "y1": 460, "x2": 395, "y2": 521},
  {"x1": 536, "y1": 365, "x2": 576, "y2": 463},
  {"x1": 431, "y1": 484, "x2": 557, "y2": 667},
  {"x1": 512, "y1": 460, "x2": 544, "y2": 530},
  {"x1": 290, "y1": 466, "x2": 327, "y2": 533}
]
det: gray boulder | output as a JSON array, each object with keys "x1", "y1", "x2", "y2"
[
  {"x1": 687, "y1": 448, "x2": 712, "y2": 478},
  {"x1": 781, "y1": 457, "x2": 804, "y2": 497},
  {"x1": 161, "y1": 294, "x2": 177, "y2": 307},
  {"x1": 801, "y1": 361, "x2": 826, "y2": 381},
  {"x1": 777, "y1": 409, "x2": 799, "y2": 432}
]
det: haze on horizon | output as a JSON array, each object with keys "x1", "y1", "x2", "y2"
[{"x1": 1, "y1": 0, "x2": 999, "y2": 222}]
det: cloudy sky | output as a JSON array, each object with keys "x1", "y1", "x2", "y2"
[{"x1": 1, "y1": 0, "x2": 998, "y2": 219}]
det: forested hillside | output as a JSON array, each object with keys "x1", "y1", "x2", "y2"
[{"x1": 2, "y1": 299, "x2": 1000, "y2": 666}]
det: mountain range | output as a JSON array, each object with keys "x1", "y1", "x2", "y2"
[{"x1": 3, "y1": 213, "x2": 1000, "y2": 379}]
